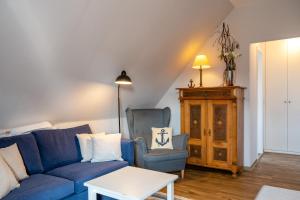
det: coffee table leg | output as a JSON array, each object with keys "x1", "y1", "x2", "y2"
[
  {"x1": 167, "y1": 182, "x2": 174, "y2": 200},
  {"x1": 88, "y1": 188, "x2": 97, "y2": 200}
]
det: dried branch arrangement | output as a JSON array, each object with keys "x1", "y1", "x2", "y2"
[{"x1": 215, "y1": 23, "x2": 241, "y2": 70}]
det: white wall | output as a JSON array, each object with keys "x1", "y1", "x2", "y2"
[
  {"x1": 0, "y1": 0, "x2": 232, "y2": 129},
  {"x1": 255, "y1": 44, "x2": 266, "y2": 155},
  {"x1": 54, "y1": 117, "x2": 130, "y2": 138},
  {"x1": 157, "y1": 0, "x2": 300, "y2": 167}
]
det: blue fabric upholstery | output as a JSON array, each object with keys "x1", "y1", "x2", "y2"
[
  {"x1": 144, "y1": 149, "x2": 188, "y2": 162},
  {"x1": 0, "y1": 134, "x2": 44, "y2": 174},
  {"x1": 121, "y1": 138, "x2": 134, "y2": 165},
  {"x1": 47, "y1": 161, "x2": 128, "y2": 194},
  {"x1": 33, "y1": 125, "x2": 92, "y2": 171},
  {"x1": 3, "y1": 174, "x2": 74, "y2": 200},
  {"x1": 63, "y1": 191, "x2": 115, "y2": 200},
  {"x1": 63, "y1": 191, "x2": 88, "y2": 200}
]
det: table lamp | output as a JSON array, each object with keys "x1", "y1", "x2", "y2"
[{"x1": 192, "y1": 54, "x2": 210, "y2": 87}]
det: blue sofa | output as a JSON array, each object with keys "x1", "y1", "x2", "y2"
[{"x1": 0, "y1": 125, "x2": 134, "y2": 200}]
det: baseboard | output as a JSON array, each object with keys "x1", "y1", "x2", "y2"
[
  {"x1": 243, "y1": 153, "x2": 264, "y2": 171},
  {"x1": 264, "y1": 149, "x2": 300, "y2": 155}
]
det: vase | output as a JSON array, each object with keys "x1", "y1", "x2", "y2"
[{"x1": 223, "y1": 69, "x2": 235, "y2": 86}]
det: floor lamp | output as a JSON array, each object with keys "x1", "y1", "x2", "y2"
[{"x1": 115, "y1": 70, "x2": 132, "y2": 133}]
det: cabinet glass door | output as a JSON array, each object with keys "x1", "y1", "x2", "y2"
[
  {"x1": 184, "y1": 100, "x2": 206, "y2": 165},
  {"x1": 207, "y1": 100, "x2": 232, "y2": 167}
]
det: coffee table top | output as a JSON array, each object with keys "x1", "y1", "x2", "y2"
[{"x1": 84, "y1": 166, "x2": 178, "y2": 200}]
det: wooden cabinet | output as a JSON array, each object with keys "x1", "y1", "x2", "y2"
[{"x1": 177, "y1": 87, "x2": 245, "y2": 177}]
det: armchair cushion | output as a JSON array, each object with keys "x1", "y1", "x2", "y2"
[{"x1": 144, "y1": 149, "x2": 188, "y2": 162}]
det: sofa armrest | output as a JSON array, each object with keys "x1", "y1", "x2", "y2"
[
  {"x1": 172, "y1": 134, "x2": 189, "y2": 150},
  {"x1": 134, "y1": 137, "x2": 148, "y2": 167},
  {"x1": 121, "y1": 138, "x2": 134, "y2": 166}
]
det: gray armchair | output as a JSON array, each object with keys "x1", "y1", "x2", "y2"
[{"x1": 126, "y1": 107, "x2": 188, "y2": 177}]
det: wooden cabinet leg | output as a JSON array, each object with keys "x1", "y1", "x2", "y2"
[
  {"x1": 232, "y1": 168, "x2": 238, "y2": 178},
  {"x1": 232, "y1": 172, "x2": 237, "y2": 178}
]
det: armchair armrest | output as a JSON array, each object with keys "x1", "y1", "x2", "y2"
[
  {"x1": 121, "y1": 138, "x2": 134, "y2": 166},
  {"x1": 134, "y1": 137, "x2": 148, "y2": 167},
  {"x1": 172, "y1": 134, "x2": 189, "y2": 150}
]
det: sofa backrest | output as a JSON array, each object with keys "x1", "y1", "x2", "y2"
[
  {"x1": 32, "y1": 124, "x2": 92, "y2": 171},
  {"x1": 0, "y1": 133, "x2": 44, "y2": 175}
]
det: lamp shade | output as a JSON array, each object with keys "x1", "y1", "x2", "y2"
[
  {"x1": 115, "y1": 70, "x2": 132, "y2": 85},
  {"x1": 192, "y1": 54, "x2": 210, "y2": 69}
]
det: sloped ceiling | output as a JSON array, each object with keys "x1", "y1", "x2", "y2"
[{"x1": 0, "y1": 0, "x2": 232, "y2": 128}]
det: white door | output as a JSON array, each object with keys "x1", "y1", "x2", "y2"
[
  {"x1": 287, "y1": 38, "x2": 300, "y2": 153},
  {"x1": 265, "y1": 39, "x2": 288, "y2": 152}
]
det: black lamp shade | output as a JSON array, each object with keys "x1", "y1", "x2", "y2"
[{"x1": 115, "y1": 70, "x2": 132, "y2": 85}]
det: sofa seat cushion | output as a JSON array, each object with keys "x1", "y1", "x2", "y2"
[
  {"x1": 144, "y1": 149, "x2": 188, "y2": 162},
  {"x1": 3, "y1": 174, "x2": 74, "y2": 200},
  {"x1": 33, "y1": 125, "x2": 92, "y2": 171},
  {"x1": 0, "y1": 134, "x2": 44, "y2": 174},
  {"x1": 47, "y1": 161, "x2": 128, "y2": 194}
]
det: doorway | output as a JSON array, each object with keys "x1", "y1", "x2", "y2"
[{"x1": 252, "y1": 37, "x2": 300, "y2": 156}]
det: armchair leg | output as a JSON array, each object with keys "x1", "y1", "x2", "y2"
[{"x1": 181, "y1": 170, "x2": 185, "y2": 179}]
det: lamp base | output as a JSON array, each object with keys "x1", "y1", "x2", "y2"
[{"x1": 199, "y1": 68, "x2": 203, "y2": 87}]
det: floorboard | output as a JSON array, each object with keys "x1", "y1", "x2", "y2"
[{"x1": 168, "y1": 153, "x2": 300, "y2": 200}]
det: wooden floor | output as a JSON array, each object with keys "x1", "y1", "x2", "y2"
[{"x1": 169, "y1": 153, "x2": 300, "y2": 200}]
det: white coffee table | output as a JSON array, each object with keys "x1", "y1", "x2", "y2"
[{"x1": 84, "y1": 166, "x2": 178, "y2": 200}]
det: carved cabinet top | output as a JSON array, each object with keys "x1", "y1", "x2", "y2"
[{"x1": 176, "y1": 86, "x2": 246, "y2": 100}]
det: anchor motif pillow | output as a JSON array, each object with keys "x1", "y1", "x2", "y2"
[{"x1": 151, "y1": 127, "x2": 173, "y2": 149}]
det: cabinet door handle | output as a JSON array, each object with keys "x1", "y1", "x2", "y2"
[
  {"x1": 284, "y1": 100, "x2": 287, "y2": 103},
  {"x1": 203, "y1": 129, "x2": 206, "y2": 136},
  {"x1": 208, "y1": 129, "x2": 211, "y2": 136}
]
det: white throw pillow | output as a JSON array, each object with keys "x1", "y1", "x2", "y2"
[
  {"x1": 76, "y1": 132, "x2": 105, "y2": 162},
  {"x1": 151, "y1": 127, "x2": 173, "y2": 149},
  {"x1": 91, "y1": 133, "x2": 123, "y2": 163},
  {"x1": 0, "y1": 154, "x2": 20, "y2": 199},
  {"x1": 0, "y1": 144, "x2": 29, "y2": 181}
]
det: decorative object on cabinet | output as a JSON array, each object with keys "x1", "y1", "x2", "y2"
[
  {"x1": 177, "y1": 86, "x2": 245, "y2": 177},
  {"x1": 192, "y1": 55, "x2": 210, "y2": 87},
  {"x1": 188, "y1": 79, "x2": 195, "y2": 88},
  {"x1": 215, "y1": 23, "x2": 241, "y2": 86},
  {"x1": 115, "y1": 70, "x2": 132, "y2": 133}
]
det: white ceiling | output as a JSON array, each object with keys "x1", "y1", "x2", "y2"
[{"x1": 0, "y1": 0, "x2": 232, "y2": 128}]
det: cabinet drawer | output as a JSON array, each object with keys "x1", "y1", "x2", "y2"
[
  {"x1": 190, "y1": 145, "x2": 202, "y2": 159},
  {"x1": 213, "y1": 147, "x2": 227, "y2": 162},
  {"x1": 182, "y1": 89, "x2": 233, "y2": 99}
]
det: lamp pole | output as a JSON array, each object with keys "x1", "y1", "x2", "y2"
[
  {"x1": 117, "y1": 84, "x2": 121, "y2": 133},
  {"x1": 199, "y1": 66, "x2": 203, "y2": 87},
  {"x1": 115, "y1": 70, "x2": 132, "y2": 133}
]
